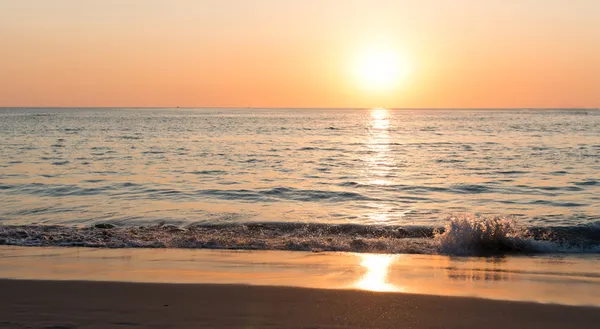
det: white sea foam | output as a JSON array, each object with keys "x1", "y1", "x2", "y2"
[
  {"x1": 2, "y1": 217, "x2": 600, "y2": 255},
  {"x1": 435, "y1": 214, "x2": 564, "y2": 255}
]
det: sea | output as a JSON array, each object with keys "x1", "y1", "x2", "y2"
[{"x1": 1, "y1": 107, "x2": 599, "y2": 255}]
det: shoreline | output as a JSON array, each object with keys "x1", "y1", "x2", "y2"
[
  {"x1": 2, "y1": 279, "x2": 600, "y2": 329},
  {"x1": 2, "y1": 220, "x2": 600, "y2": 255}
]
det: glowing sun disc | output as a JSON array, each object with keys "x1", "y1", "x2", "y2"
[{"x1": 353, "y1": 47, "x2": 409, "y2": 92}]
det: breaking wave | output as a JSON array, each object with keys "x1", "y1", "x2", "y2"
[
  {"x1": 1, "y1": 215, "x2": 599, "y2": 256},
  {"x1": 436, "y1": 214, "x2": 549, "y2": 255}
]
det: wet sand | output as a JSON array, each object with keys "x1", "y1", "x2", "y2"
[
  {"x1": 1, "y1": 279, "x2": 599, "y2": 329},
  {"x1": 2, "y1": 246, "x2": 600, "y2": 306}
]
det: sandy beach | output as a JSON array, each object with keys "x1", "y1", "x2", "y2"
[
  {"x1": 1, "y1": 279, "x2": 599, "y2": 329},
  {"x1": 2, "y1": 246, "x2": 599, "y2": 328}
]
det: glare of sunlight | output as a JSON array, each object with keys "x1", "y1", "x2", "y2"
[
  {"x1": 353, "y1": 47, "x2": 410, "y2": 92},
  {"x1": 365, "y1": 107, "x2": 393, "y2": 223},
  {"x1": 354, "y1": 254, "x2": 402, "y2": 292},
  {"x1": 371, "y1": 179, "x2": 390, "y2": 186},
  {"x1": 370, "y1": 107, "x2": 389, "y2": 124}
]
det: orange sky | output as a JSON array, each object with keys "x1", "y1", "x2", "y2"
[{"x1": 1, "y1": 0, "x2": 599, "y2": 108}]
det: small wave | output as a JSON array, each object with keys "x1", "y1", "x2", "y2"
[
  {"x1": 495, "y1": 170, "x2": 529, "y2": 175},
  {"x1": 262, "y1": 187, "x2": 374, "y2": 201},
  {"x1": 190, "y1": 170, "x2": 226, "y2": 175},
  {"x1": 435, "y1": 159, "x2": 465, "y2": 163},
  {"x1": 242, "y1": 158, "x2": 263, "y2": 163},
  {"x1": 529, "y1": 200, "x2": 587, "y2": 207},
  {"x1": 82, "y1": 179, "x2": 105, "y2": 183},
  {"x1": 0, "y1": 223, "x2": 435, "y2": 253},
  {"x1": 338, "y1": 181, "x2": 363, "y2": 187},
  {"x1": 450, "y1": 184, "x2": 490, "y2": 194},
  {"x1": 574, "y1": 180, "x2": 598, "y2": 186},
  {"x1": 298, "y1": 146, "x2": 345, "y2": 152},
  {"x1": 199, "y1": 187, "x2": 376, "y2": 202},
  {"x1": 8, "y1": 183, "x2": 119, "y2": 197},
  {"x1": 1, "y1": 216, "x2": 599, "y2": 255}
]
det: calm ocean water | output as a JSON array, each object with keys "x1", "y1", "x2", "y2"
[{"x1": 1, "y1": 108, "x2": 599, "y2": 254}]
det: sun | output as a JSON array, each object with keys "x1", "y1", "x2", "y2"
[{"x1": 353, "y1": 47, "x2": 409, "y2": 92}]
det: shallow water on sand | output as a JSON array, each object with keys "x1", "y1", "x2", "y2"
[
  {"x1": 1, "y1": 246, "x2": 599, "y2": 306},
  {"x1": 1, "y1": 108, "x2": 599, "y2": 228}
]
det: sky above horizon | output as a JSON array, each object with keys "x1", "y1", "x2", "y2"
[{"x1": 1, "y1": 0, "x2": 600, "y2": 108}]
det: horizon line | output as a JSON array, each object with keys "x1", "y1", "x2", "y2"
[{"x1": 1, "y1": 106, "x2": 599, "y2": 110}]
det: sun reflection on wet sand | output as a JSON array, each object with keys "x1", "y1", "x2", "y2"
[
  {"x1": 2, "y1": 247, "x2": 600, "y2": 306},
  {"x1": 354, "y1": 254, "x2": 403, "y2": 292}
]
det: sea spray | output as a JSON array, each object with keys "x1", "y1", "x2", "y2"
[{"x1": 434, "y1": 214, "x2": 535, "y2": 255}]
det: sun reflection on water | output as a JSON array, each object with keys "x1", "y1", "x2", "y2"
[
  {"x1": 354, "y1": 254, "x2": 402, "y2": 292},
  {"x1": 365, "y1": 108, "x2": 394, "y2": 223},
  {"x1": 371, "y1": 107, "x2": 390, "y2": 129}
]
